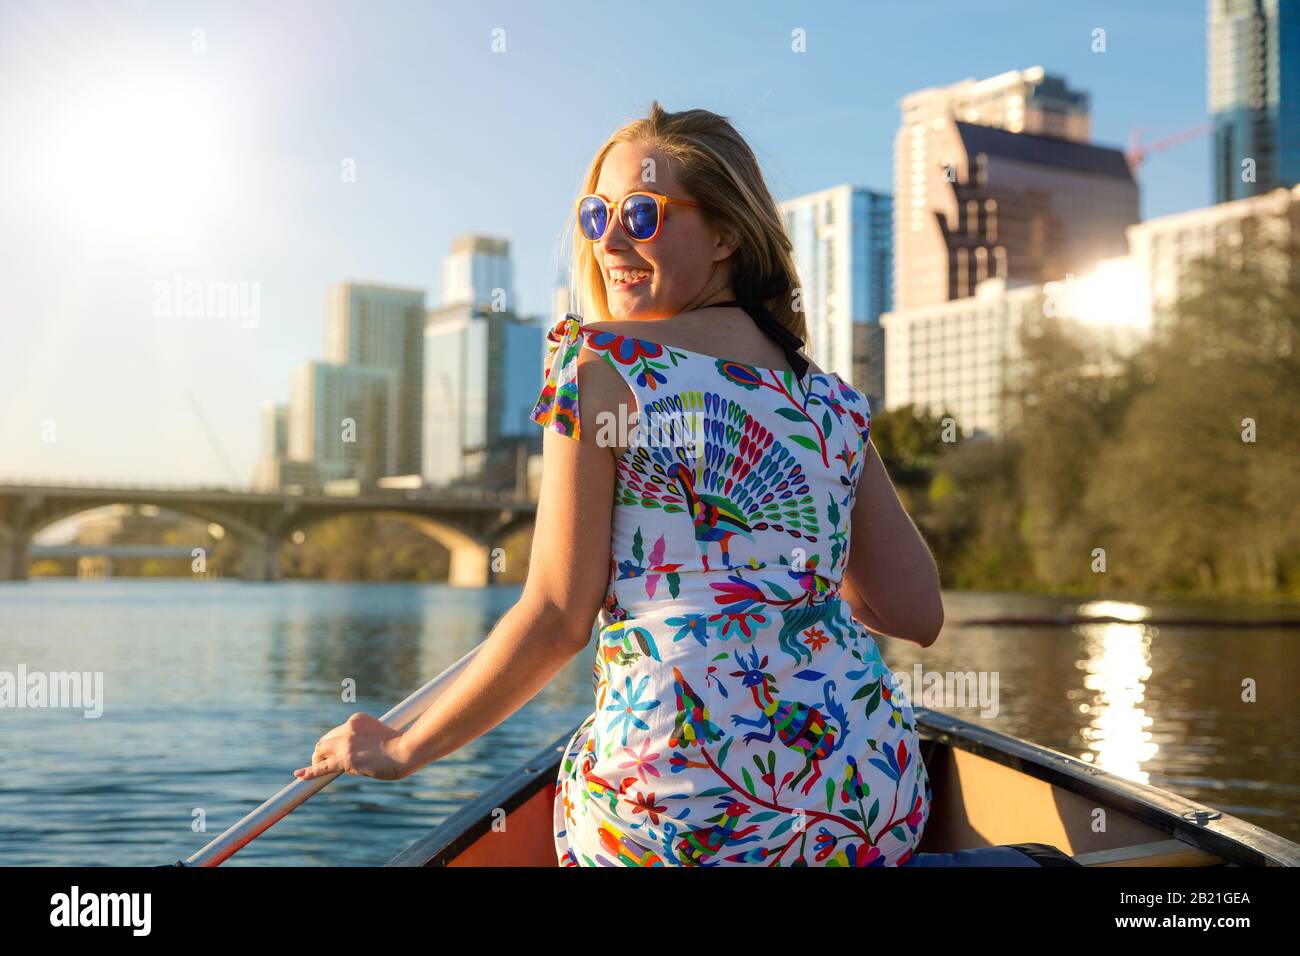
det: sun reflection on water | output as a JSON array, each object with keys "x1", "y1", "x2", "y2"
[
  {"x1": 1075, "y1": 599, "x2": 1151, "y2": 622},
  {"x1": 1075, "y1": 614, "x2": 1158, "y2": 784}
]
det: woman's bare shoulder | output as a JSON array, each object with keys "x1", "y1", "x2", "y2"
[{"x1": 580, "y1": 318, "x2": 664, "y2": 339}]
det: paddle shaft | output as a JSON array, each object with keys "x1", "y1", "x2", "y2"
[{"x1": 182, "y1": 641, "x2": 486, "y2": 867}]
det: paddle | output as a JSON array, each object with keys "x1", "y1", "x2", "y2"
[{"x1": 178, "y1": 641, "x2": 486, "y2": 866}]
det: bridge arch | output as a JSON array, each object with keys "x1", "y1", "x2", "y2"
[
  {"x1": 280, "y1": 509, "x2": 502, "y2": 587},
  {"x1": 3, "y1": 500, "x2": 276, "y2": 581},
  {"x1": 0, "y1": 485, "x2": 537, "y2": 585}
]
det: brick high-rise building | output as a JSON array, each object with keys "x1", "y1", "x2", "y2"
[
  {"x1": 895, "y1": 118, "x2": 1138, "y2": 310},
  {"x1": 893, "y1": 67, "x2": 1140, "y2": 310}
]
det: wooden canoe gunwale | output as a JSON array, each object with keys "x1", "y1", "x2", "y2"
[
  {"x1": 386, "y1": 729, "x2": 570, "y2": 867},
  {"x1": 914, "y1": 709, "x2": 1300, "y2": 867},
  {"x1": 386, "y1": 709, "x2": 1300, "y2": 867}
]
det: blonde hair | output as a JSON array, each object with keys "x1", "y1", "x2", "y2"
[{"x1": 569, "y1": 101, "x2": 807, "y2": 346}]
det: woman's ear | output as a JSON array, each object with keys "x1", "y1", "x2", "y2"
[{"x1": 712, "y1": 224, "x2": 741, "y2": 263}]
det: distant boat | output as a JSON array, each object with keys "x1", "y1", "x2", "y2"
[{"x1": 387, "y1": 709, "x2": 1300, "y2": 867}]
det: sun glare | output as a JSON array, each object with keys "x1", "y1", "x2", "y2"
[
  {"x1": 38, "y1": 75, "x2": 229, "y2": 247},
  {"x1": 1069, "y1": 258, "x2": 1148, "y2": 331}
]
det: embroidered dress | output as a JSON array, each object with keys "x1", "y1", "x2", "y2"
[{"x1": 529, "y1": 313, "x2": 931, "y2": 867}]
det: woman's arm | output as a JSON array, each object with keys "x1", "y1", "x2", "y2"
[
  {"x1": 295, "y1": 350, "x2": 623, "y2": 781},
  {"x1": 840, "y1": 438, "x2": 944, "y2": 647}
]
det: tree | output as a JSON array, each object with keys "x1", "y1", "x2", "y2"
[
  {"x1": 1082, "y1": 225, "x2": 1300, "y2": 595},
  {"x1": 925, "y1": 434, "x2": 1033, "y2": 590},
  {"x1": 870, "y1": 402, "x2": 961, "y2": 490},
  {"x1": 1003, "y1": 309, "x2": 1143, "y2": 590}
]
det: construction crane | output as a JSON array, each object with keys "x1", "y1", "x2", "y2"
[
  {"x1": 1125, "y1": 123, "x2": 1214, "y2": 172},
  {"x1": 185, "y1": 391, "x2": 243, "y2": 488}
]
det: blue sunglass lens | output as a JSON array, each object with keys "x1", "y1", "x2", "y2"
[
  {"x1": 579, "y1": 197, "x2": 608, "y2": 240},
  {"x1": 621, "y1": 194, "x2": 659, "y2": 240}
]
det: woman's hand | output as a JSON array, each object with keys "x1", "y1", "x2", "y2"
[{"x1": 293, "y1": 712, "x2": 411, "y2": 782}]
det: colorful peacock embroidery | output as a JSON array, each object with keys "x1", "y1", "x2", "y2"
[
  {"x1": 621, "y1": 390, "x2": 822, "y2": 571},
  {"x1": 532, "y1": 314, "x2": 929, "y2": 867}
]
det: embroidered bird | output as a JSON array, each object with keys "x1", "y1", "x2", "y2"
[
  {"x1": 672, "y1": 797, "x2": 760, "y2": 866},
  {"x1": 617, "y1": 391, "x2": 820, "y2": 571},
  {"x1": 669, "y1": 666, "x2": 724, "y2": 749},
  {"x1": 727, "y1": 648, "x2": 851, "y2": 796}
]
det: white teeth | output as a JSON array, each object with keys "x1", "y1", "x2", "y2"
[{"x1": 611, "y1": 268, "x2": 652, "y2": 285}]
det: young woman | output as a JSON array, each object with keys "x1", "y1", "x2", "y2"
[{"x1": 296, "y1": 102, "x2": 945, "y2": 867}]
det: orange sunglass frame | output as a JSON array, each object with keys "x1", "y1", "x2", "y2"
[{"x1": 576, "y1": 191, "x2": 703, "y2": 242}]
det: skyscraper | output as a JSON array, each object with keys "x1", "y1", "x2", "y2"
[
  {"x1": 251, "y1": 401, "x2": 323, "y2": 493},
  {"x1": 894, "y1": 118, "x2": 1138, "y2": 311},
  {"x1": 883, "y1": 66, "x2": 1144, "y2": 437},
  {"x1": 893, "y1": 67, "x2": 1109, "y2": 311},
  {"x1": 779, "y1": 184, "x2": 893, "y2": 384},
  {"x1": 881, "y1": 278, "x2": 1045, "y2": 436},
  {"x1": 324, "y1": 282, "x2": 425, "y2": 477},
  {"x1": 442, "y1": 234, "x2": 515, "y2": 311},
  {"x1": 260, "y1": 402, "x2": 288, "y2": 460},
  {"x1": 422, "y1": 304, "x2": 545, "y2": 487},
  {"x1": 288, "y1": 360, "x2": 397, "y2": 484},
  {"x1": 882, "y1": 184, "x2": 1300, "y2": 437},
  {"x1": 1209, "y1": 0, "x2": 1300, "y2": 203},
  {"x1": 1127, "y1": 183, "x2": 1300, "y2": 322},
  {"x1": 898, "y1": 66, "x2": 1092, "y2": 144}
]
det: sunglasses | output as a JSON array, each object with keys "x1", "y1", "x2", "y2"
[{"x1": 577, "y1": 190, "x2": 703, "y2": 242}]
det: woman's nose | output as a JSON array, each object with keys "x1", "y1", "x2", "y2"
[{"x1": 599, "y1": 211, "x2": 630, "y2": 253}]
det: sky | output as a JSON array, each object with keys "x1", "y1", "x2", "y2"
[{"x1": 0, "y1": 0, "x2": 1212, "y2": 486}]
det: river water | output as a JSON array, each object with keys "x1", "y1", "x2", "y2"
[{"x1": 1, "y1": 580, "x2": 1295, "y2": 865}]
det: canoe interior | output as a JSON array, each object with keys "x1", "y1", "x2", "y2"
[{"x1": 387, "y1": 708, "x2": 1300, "y2": 867}]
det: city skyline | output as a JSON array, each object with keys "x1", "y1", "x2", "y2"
[{"x1": 2, "y1": 2, "x2": 1216, "y2": 485}]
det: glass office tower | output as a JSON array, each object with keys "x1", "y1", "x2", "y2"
[
  {"x1": 1209, "y1": 0, "x2": 1300, "y2": 202},
  {"x1": 779, "y1": 184, "x2": 892, "y2": 383}
]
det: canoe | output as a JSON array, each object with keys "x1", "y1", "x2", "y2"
[{"x1": 386, "y1": 708, "x2": 1300, "y2": 867}]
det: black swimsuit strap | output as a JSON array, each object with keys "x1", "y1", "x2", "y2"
[{"x1": 700, "y1": 299, "x2": 809, "y2": 380}]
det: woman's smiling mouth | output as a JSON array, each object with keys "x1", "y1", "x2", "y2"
[{"x1": 609, "y1": 266, "x2": 652, "y2": 290}]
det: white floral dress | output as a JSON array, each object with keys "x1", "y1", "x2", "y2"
[{"x1": 528, "y1": 313, "x2": 930, "y2": 866}]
